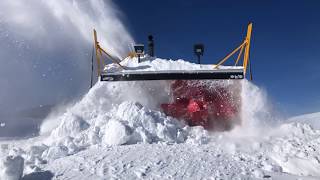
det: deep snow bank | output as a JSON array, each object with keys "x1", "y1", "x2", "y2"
[
  {"x1": 11, "y1": 57, "x2": 315, "y2": 178},
  {"x1": 288, "y1": 112, "x2": 320, "y2": 129},
  {"x1": 38, "y1": 58, "x2": 272, "y2": 153}
]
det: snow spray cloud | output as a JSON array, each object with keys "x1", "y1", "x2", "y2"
[
  {"x1": 227, "y1": 79, "x2": 277, "y2": 138},
  {"x1": 0, "y1": 0, "x2": 134, "y2": 137}
]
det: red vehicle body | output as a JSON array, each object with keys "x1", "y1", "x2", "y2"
[{"x1": 161, "y1": 80, "x2": 241, "y2": 131}]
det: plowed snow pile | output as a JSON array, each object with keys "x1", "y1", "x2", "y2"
[{"x1": 1, "y1": 58, "x2": 320, "y2": 180}]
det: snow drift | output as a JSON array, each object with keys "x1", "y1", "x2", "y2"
[
  {"x1": 288, "y1": 112, "x2": 320, "y2": 129},
  {"x1": 40, "y1": 58, "x2": 268, "y2": 147},
  {"x1": 37, "y1": 58, "x2": 320, "y2": 178},
  {"x1": 1, "y1": 58, "x2": 320, "y2": 179}
]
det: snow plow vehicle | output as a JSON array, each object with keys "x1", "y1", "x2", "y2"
[{"x1": 92, "y1": 23, "x2": 253, "y2": 131}]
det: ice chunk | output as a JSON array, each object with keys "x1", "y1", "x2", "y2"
[
  {"x1": 0, "y1": 155, "x2": 24, "y2": 180},
  {"x1": 103, "y1": 120, "x2": 132, "y2": 145},
  {"x1": 50, "y1": 112, "x2": 90, "y2": 138},
  {"x1": 42, "y1": 146, "x2": 69, "y2": 160},
  {"x1": 252, "y1": 168, "x2": 264, "y2": 178}
]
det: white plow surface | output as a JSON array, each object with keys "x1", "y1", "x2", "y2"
[{"x1": 1, "y1": 59, "x2": 320, "y2": 180}]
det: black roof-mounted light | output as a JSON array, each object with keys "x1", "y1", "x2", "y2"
[
  {"x1": 134, "y1": 44, "x2": 144, "y2": 63},
  {"x1": 194, "y1": 44, "x2": 204, "y2": 64}
]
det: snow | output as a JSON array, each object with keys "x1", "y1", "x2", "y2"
[
  {"x1": 42, "y1": 146, "x2": 69, "y2": 161},
  {"x1": 103, "y1": 120, "x2": 131, "y2": 145},
  {"x1": 0, "y1": 155, "x2": 24, "y2": 180},
  {"x1": 288, "y1": 112, "x2": 320, "y2": 129},
  {"x1": 105, "y1": 56, "x2": 243, "y2": 73},
  {"x1": 1, "y1": 58, "x2": 320, "y2": 179},
  {"x1": 267, "y1": 123, "x2": 320, "y2": 177}
]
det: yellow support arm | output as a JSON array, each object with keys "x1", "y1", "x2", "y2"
[
  {"x1": 214, "y1": 41, "x2": 246, "y2": 68},
  {"x1": 214, "y1": 23, "x2": 253, "y2": 78},
  {"x1": 93, "y1": 29, "x2": 125, "y2": 77},
  {"x1": 93, "y1": 29, "x2": 101, "y2": 76},
  {"x1": 234, "y1": 43, "x2": 244, "y2": 66},
  {"x1": 243, "y1": 23, "x2": 252, "y2": 76},
  {"x1": 98, "y1": 46, "x2": 125, "y2": 69}
]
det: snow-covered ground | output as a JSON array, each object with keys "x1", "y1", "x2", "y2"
[
  {"x1": 288, "y1": 112, "x2": 320, "y2": 130},
  {"x1": 1, "y1": 58, "x2": 320, "y2": 180}
]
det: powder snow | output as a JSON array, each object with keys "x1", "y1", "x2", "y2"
[{"x1": 0, "y1": 58, "x2": 320, "y2": 180}]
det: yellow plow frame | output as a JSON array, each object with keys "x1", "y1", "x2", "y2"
[
  {"x1": 214, "y1": 23, "x2": 253, "y2": 79},
  {"x1": 92, "y1": 23, "x2": 253, "y2": 81}
]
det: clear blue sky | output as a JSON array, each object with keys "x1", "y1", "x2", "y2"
[{"x1": 116, "y1": 0, "x2": 320, "y2": 116}]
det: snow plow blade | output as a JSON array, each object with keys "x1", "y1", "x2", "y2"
[{"x1": 100, "y1": 69, "x2": 244, "y2": 81}]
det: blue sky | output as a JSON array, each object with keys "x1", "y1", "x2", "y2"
[{"x1": 116, "y1": 0, "x2": 320, "y2": 116}]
